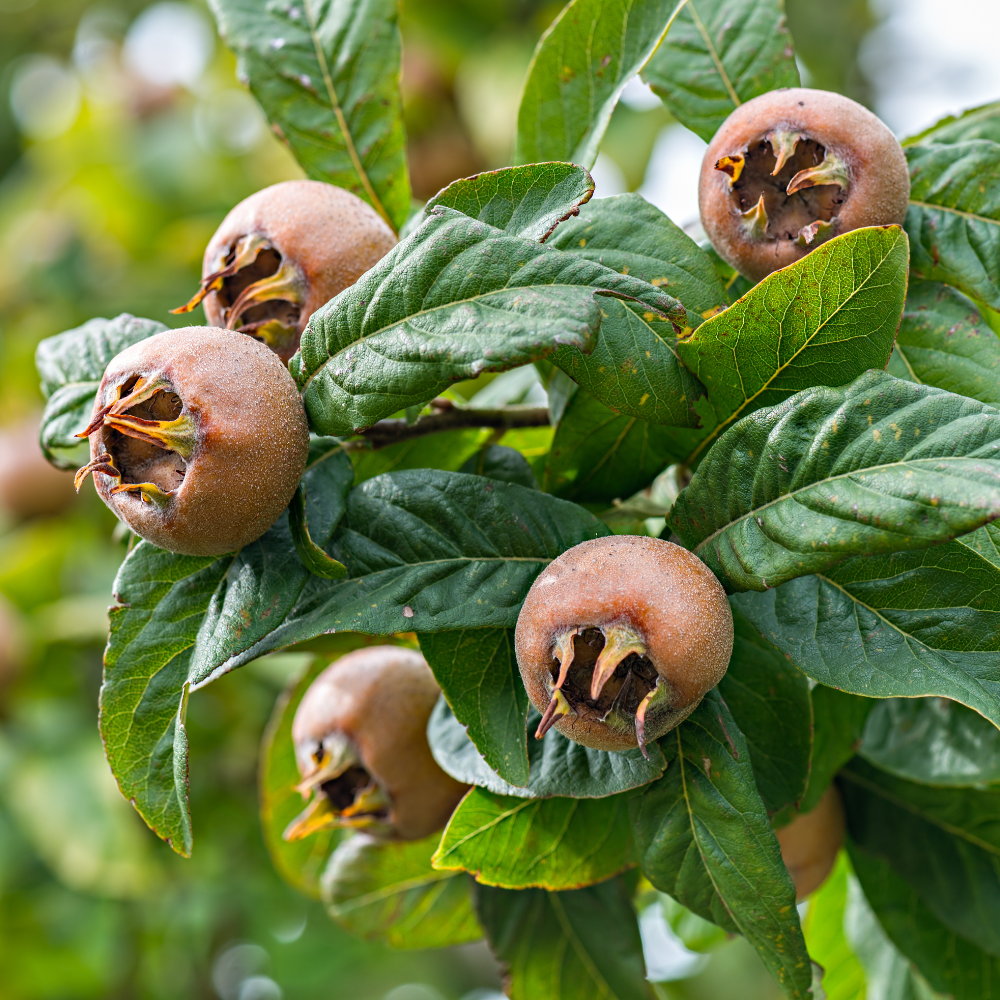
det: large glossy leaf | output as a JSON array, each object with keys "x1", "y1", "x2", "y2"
[
  {"x1": 99, "y1": 443, "x2": 354, "y2": 854},
  {"x1": 35, "y1": 314, "x2": 167, "y2": 469},
  {"x1": 424, "y1": 163, "x2": 595, "y2": 242},
  {"x1": 842, "y1": 758, "x2": 1000, "y2": 956},
  {"x1": 629, "y1": 691, "x2": 812, "y2": 997},
  {"x1": 293, "y1": 208, "x2": 684, "y2": 436},
  {"x1": 209, "y1": 0, "x2": 409, "y2": 232},
  {"x1": 906, "y1": 140, "x2": 1000, "y2": 313},
  {"x1": 642, "y1": 0, "x2": 800, "y2": 143},
  {"x1": 719, "y1": 609, "x2": 811, "y2": 816},
  {"x1": 475, "y1": 879, "x2": 650, "y2": 1000},
  {"x1": 321, "y1": 832, "x2": 480, "y2": 948},
  {"x1": 861, "y1": 697, "x2": 1000, "y2": 788},
  {"x1": 905, "y1": 101, "x2": 1000, "y2": 147},
  {"x1": 427, "y1": 698, "x2": 667, "y2": 799},
  {"x1": 515, "y1": 0, "x2": 686, "y2": 168},
  {"x1": 419, "y1": 630, "x2": 530, "y2": 787},
  {"x1": 670, "y1": 370, "x2": 1000, "y2": 592},
  {"x1": 675, "y1": 225, "x2": 909, "y2": 463},
  {"x1": 732, "y1": 524, "x2": 1000, "y2": 731},
  {"x1": 850, "y1": 839, "x2": 1000, "y2": 999},
  {"x1": 433, "y1": 787, "x2": 636, "y2": 889},
  {"x1": 888, "y1": 280, "x2": 1000, "y2": 406}
]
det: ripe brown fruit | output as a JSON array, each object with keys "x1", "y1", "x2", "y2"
[
  {"x1": 699, "y1": 88, "x2": 910, "y2": 282},
  {"x1": 514, "y1": 535, "x2": 734, "y2": 754},
  {"x1": 775, "y1": 785, "x2": 845, "y2": 901},
  {"x1": 74, "y1": 327, "x2": 309, "y2": 556},
  {"x1": 173, "y1": 180, "x2": 397, "y2": 363},
  {"x1": 0, "y1": 414, "x2": 76, "y2": 519},
  {"x1": 285, "y1": 646, "x2": 468, "y2": 842}
]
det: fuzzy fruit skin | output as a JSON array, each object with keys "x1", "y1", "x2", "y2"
[
  {"x1": 515, "y1": 535, "x2": 734, "y2": 751},
  {"x1": 87, "y1": 327, "x2": 308, "y2": 556},
  {"x1": 775, "y1": 785, "x2": 845, "y2": 901},
  {"x1": 202, "y1": 180, "x2": 396, "y2": 360},
  {"x1": 292, "y1": 646, "x2": 468, "y2": 841},
  {"x1": 699, "y1": 88, "x2": 910, "y2": 282}
]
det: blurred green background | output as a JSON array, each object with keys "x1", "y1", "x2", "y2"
[{"x1": 0, "y1": 0, "x2": 934, "y2": 996}]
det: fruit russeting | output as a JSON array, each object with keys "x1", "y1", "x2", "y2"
[
  {"x1": 74, "y1": 327, "x2": 309, "y2": 556},
  {"x1": 699, "y1": 88, "x2": 910, "y2": 282},
  {"x1": 173, "y1": 179, "x2": 397, "y2": 363},
  {"x1": 775, "y1": 785, "x2": 845, "y2": 901},
  {"x1": 285, "y1": 646, "x2": 468, "y2": 842},
  {"x1": 514, "y1": 535, "x2": 734, "y2": 755}
]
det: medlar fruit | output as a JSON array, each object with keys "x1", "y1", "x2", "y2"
[
  {"x1": 514, "y1": 535, "x2": 734, "y2": 755},
  {"x1": 775, "y1": 785, "x2": 845, "y2": 901},
  {"x1": 285, "y1": 646, "x2": 468, "y2": 842},
  {"x1": 173, "y1": 179, "x2": 397, "y2": 363},
  {"x1": 0, "y1": 414, "x2": 76, "y2": 519},
  {"x1": 699, "y1": 88, "x2": 910, "y2": 282},
  {"x1": 74, "y1": 327, "x2": 309, "y2": 556}
]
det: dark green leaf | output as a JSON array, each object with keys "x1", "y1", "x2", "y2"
[
  {"x1": 292, "y1": 208, "x2": 682, "y2": 436},
  {"x1": 861, "y1": 697, "x2": 1000, "y2": 788},
  {"x1": 642, "y1": 0, "x2": 800, "y2": 143},
  {"x1": 888, "y1": 280, "x2": 1000, "y2": 406},
  {"x1": 427, "y1": 698, "x2": 667, "y2": 799},
  {"x1": 458, "y1": 445, "x2": 539, "y2": 488},
  {"x1": 732, "y1": 524, "x2": 1000, "y2": 730},
  {"x1": 671, "y1": 370, "x2": 1000, "y2": 592},
  {"x1": 475, "y1": 878, "x2": 650, "y2": 1000},
  {"x1": 515, "y1": 0, "x2": 686, "y2": 168},
  {"x1": 905, "y1": 101, "x2": 1000, "y2": 147},
  {"x1": 629, "y1": 691, "x2": 812, "y2": 996},
  {"x1": 35, "y1": 314, "x2": 167, "y2": 468},
  {"x1": 675, "y1": 225, "x2": 909, "y2": 463},
  {"x1": 208, "y1": 0, "x2": 410, "y2": 232},
  {"x1": 906, "y1": 140, "x2": 1000, "y2": 312},
  {"x1": 321, "y1": 832, "x2": 480, "y2": 948},
  {"x1": 289, "y1": 485, "x2": 348, "y2": 579},
  {"x1": 424, "y1": 163, "x2": 595, "y2": 242},
  {"x1": 842, "y1": 758, "x2": 1000, "y2": 956},
  {"x1": 719, "y1": 609, "x2": 811, "y2": 816},
  {"x1": 419, "y1": 630, "x2": 530, "y2": 787},
  {"x1": 433, "y1": 787, "x2": 636, "y2": 889}
]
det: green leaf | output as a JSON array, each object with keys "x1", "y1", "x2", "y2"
[
  {"x1": 842, "y1": 757, "x2": 1000, "y2": 956},
  {"x1": 351, "y1": 427, "x2": 492, "y2": 484},
  {"x1": 292, "y1": 208, "x2": 682, "y2": 436},
  {"x1": 35, "y1": 314, "x2": 167, "y2": 469},
  {"x1": 419, "y1": 630, "x2": 530, "y2": 787},
  {"x1": 675, "y1": 225, "x2": 910, "y2": 463},
  {"x1": 642, "y1": 0, "x2": 800, "y2": 143},
  {"x1": 208, "y1": 0, "x2": 410, "y2": 232},
  {"x1": 671, "y1": 370, "x2": 1000, "y2": 592},
  {"x1": 904, "y1": 101, "x2": 1000, "y2": 147},
  {"x1": 424, "y1": 163, "x2": 595, "y2": 242},
  {"x1": 515, "y1": 0, "x2": 686, "y2": 169},
  {"x1": 259, "y1": 658, "x2": 341, "y2": 896},
  {"x1": 732, "y1": 524, "x2": 1000, "y2": 730},
  {"x1": 861, "y1": 697, "x2": 1000, "y2": 788},
  {"x1": 321, "y1": 832, "x2": 480, "y2": 948},
  {"x1": 475, "y1": 878, "x2": 650, "y2": 1000},
  {"x1": 888, "y1": 280, "x2": 1000, "y2": 406},
  {"x1": 458, "y1": 445, "x2": 539, "y2": 488},
  {"x1": 906, "y1": 140, "x2": 1000, "y2": 313},
  {"x1": 629, "y1": 691, "x2": 812, "y2": 997},
  {"x1": 850, "y1": 837, "x2": 1000, "y2": 998},
  {"x1": 427, "y1": 698, "x2": 667, "y2": 799},
  {"x1": 289, "y1": 484, "x2": 348, "y2": 579},
  {"x1": 719, "y1": 609, "x2": 811, "y2": 816},
  {"x1": 433, "y1": 787, "x2": 637, "y2": 890}
]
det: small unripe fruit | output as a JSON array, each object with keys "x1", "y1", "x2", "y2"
[
  {"x1": 699, "y1": 88, "x2": 910, "y2": 282},
  {"x1": 75, "y1": 327, "x2": 309, "y2": 556},
  {"x1": 174, "y1": 180, "x2": 397, "y2": 363},
  {"x1": 514, "y1": 535, "x2": 734, "y2": 754},
  {"x1": 286, "y1": 646, "x2": 468, "y2": 842},
  {"x1": 775, "y1": 785, "x2": 845, "y2": 901}
]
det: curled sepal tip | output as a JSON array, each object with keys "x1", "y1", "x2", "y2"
[
  {"x1": 715, "y1": 154, "x2": 744, "y2": 186},
  {"x1": 590, "y1": 621, "x2": 647, "y2": 701},
  {"x1": 171, "y1": 232, "x2": 272, "y2": 315},
  {"x1": 787, "y1": 150, "x2": 849, "y2": 195},
  {"x1": 766, "y1": 128, "x2": 805, "y2": 175},
  {"x1": 740, "y1": 194, "x2": 769, "y2": 241},
  {"x1": 535, "y1": 688, "x2": 573, "y2": 740},
  {"x1": 74, "y1": 453, "x2": 118, "y2": 492}
]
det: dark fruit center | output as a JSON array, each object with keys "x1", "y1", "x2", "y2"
[
  {"x1": 320, "y1": 766, "x2": 389, "y2": 818},
  {"x1": 217, "y1": 245, "x2": 301, "y2": 339},
  {"x1": 105, "y1": 375, "x2": 186, "y2": 492},
  {"x1": 732, "y1": 138, "x2": 845, "y2": 241},
  {"x1": 552, "y1": 628, "x2": 657, "y2": 724}
]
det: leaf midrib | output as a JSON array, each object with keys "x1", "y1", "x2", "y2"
[
  {"x1": 910, "y1": 198, "x2": 1000, "y2": 227},
  {"x1": 688, "y1": 1, "x2": 739, "y2": 106}
]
